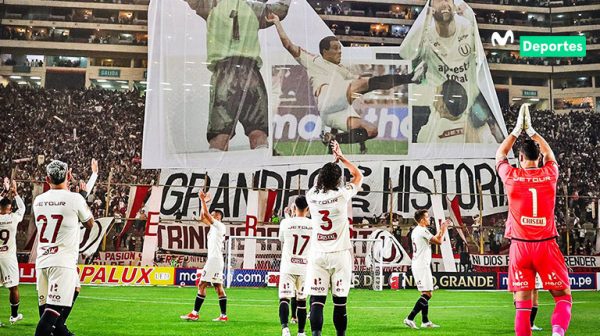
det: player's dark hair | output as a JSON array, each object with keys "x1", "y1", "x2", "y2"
[
  {"x1": 315, "y1": 162, "x2": 342, "y2": 193},
  {"x1": 319, "y1": 36, "x2": 339, "y2": 56},
  {"x1": 295, "y1": 196, "x2": 309, "y2": 210},
  {"x1": 213, "y1": 209, "x2": 224, "y2": 219},
  {"x1": 441, "y1": 80, "x2": 468, "y2": 117},
  {"x1": 519, "y1": 139, "x2": 540, "y2": 161},
  {"x1": 414, "y1": 209, "x2": 428, "y2": 224},
  {"x1": 0, "y1": 197, "x2": 11, "y2": 209}
]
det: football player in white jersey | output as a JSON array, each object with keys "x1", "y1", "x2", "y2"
[
  {"x1": 305, "y1": 140, "x2": 362, "y2": 336},
  {"x1": 404, "y1": 209, "x2": 448, "y2": 329},
  {"x1": 58, "y1": 158, "x2": 98, "y2": 336},
  {"x1": 278, "y1": 196, "x2": 312, "y2": 336},
  {"x1": 267, "y1": 13, "x2": 424, "y2": 154},
  {"x1": 0, "y1": 180, "x2": 25, "y2": 326},
  {"x1": 33, "y1": 160, "x2": 95, "y2": 336},
  {"x1": 181, "y1": 190, "x2": 228, "y2": 322}
]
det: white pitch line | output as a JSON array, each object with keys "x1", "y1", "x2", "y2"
[{"x1": 78, "y1": 296, "x2": 591, "y2": 310}]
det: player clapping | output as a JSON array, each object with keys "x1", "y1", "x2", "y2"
[
  {"x1": 305, "y1": 140, "x2": 362, "y2": 336},
  {"x1": 496, "y1": 104, "x2": 572, "y2": 336},
  {"x1": 404, "y1": 210, "x2": 448, "y2": 329},
  {"x1": 181, "y1": 190, "x2": 228, "y2": 322},
  {"x1": 33, "y1": 160, "x2": 95, "y2": 336},
  {"x1": 0, "y1": 180, "x2": 25, "y2": 326}
]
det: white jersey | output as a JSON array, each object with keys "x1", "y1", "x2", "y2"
[
  {"x1": 206, "y1": 219, "x2": 226, "y2": 261},
  {"x1": 33, "y1": 189, "x2": 93, "y2": 269},
  {"x1": 307, "y1": 182, "x2": 359, "y2": 253},
  {"x1": 0, "y1": 196, "x2": 25, "y2": 259},
  {"x1": 411, "y1": 226, "x2": 434, "y2": 268},
  {"x1": 296, "y1": 48, "x2": 357, "y2": 97},
  {"x1": 279, "y1": 217, "x2": 313, "y2": 275}
]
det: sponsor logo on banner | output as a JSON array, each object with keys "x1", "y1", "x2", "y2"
[
  {"x1": 267, "y1": 272, "x2": 280, "y2": 287},
  {"x1": 568, "y1": 273, "x2": 596, "y2": 290},
  {"x1": 472, "y1": 255, "x2": 600, "y2": 269},
  {"x1": 175, "y1": 268, "x2": 201, "y2": 286},
  {"x1": 230, "y1": 269, "x2": 268, "y2": 287},
  {"x1": 78, "y1": 265, "x2": 174, "y2": 285},
  {"x1": 499, "y1": 272, "x2": 597, "y2": 290},
  {"x1": 402, "y1": 272, "x2": 497, "y2": 290},
  {"x1": 92, "y1": 252, "x2": 142, "y2": 266}
]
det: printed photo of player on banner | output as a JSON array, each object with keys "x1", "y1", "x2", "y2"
[
  {"x1": 143, "y1": 0, "x2": 509, "y2": 169},
  {"x1": 399, "y1": 0, "x2": 507, "y2": 155}
]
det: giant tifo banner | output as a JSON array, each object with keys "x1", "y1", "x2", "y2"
[
  {"x1": 143, "y1": 0, "x2": 508, "y2": 169},
  {"x1": 159, "y1": 159, "x2": 507, "y2": 220}
]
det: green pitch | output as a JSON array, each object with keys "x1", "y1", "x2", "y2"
[
  {"x1": 2, "y1": 285, "x2": 599, "y2": 335},
  {"x1": 274, "y1": 140, "x2": 409, "y2": 156}
]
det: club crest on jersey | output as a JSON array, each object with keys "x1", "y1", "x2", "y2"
[{"x1": 458, "y1": 43, "x2": 472, "y2": 57}]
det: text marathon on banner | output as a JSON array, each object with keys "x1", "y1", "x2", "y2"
[{"x1": 160, "y1": 159, "x2": 507, "y2": 220}]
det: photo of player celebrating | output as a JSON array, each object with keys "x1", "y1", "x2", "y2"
[
  {"x1": 267, "y1": 13, "x2": 425, "y2": 155},
  {"x1": 183, "y1": 0, "x2": 291, "y2": 151},
  {"x1": 399, "y1": 0, "x2": 504, "y2": 144}
]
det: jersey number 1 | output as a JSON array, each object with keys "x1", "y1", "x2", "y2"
[
  {"x1": 37, "y1": 214, "x2": 64, "y2": 243},
  {"x1": 528, "y1": 188, "x2": 538, "y2": 217}
]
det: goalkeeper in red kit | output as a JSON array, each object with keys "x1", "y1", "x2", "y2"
[{"x1": 496, "y1": 104, "x2": 571, "y2": 336}]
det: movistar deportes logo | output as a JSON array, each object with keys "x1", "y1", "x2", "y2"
[{"x1": 491, "y1": 30, "x2": 514, "y2": 47}]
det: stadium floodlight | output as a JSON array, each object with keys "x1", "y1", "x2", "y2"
[
  {"x1": 31, "y1": 76, "x2": 41, "y2": 80},
  {"x1": 10, "y1": 75, "x2": 22, "y2": 79},
  {"x1": 96, "y1": 79, "x2": 107, "y2": 83}
]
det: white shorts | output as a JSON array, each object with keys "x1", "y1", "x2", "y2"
[
  {"x1": 37, "y1": 267, "x2": 78, "y2": 307},
  {"x1": 279, "y1": 273, "x2": 306, "y2": 300},
  {"x1": 0, "y1": 257, "x2": 19, "y2": 288},
  {"x1": 200, "y1": 258, "x2": 224, "y2": 284},
  {"x1": 306, "y1": 249, "x2": 352, "y2": 297},
  {"x1": 412, "y1": 267, "x2": 434, "y2": 292},
  {"x1": 317, "y1": 80, "x2": 360, "y2": 132}
]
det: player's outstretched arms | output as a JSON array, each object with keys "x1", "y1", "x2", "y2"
[
  {"x1": 199, "y1": 191, "x2": 215, "y2": 225},
  {"x1": 496, "y1": 104, "x2": 526, "y2": 164},
  {"x1": 430, "y1": 220, "x2": 449, "y2": 245},
  {"x1": 265, "y1": 13, "x2": 301, "y2": 57},
  {"x1": 523, "y1": 106, "x2": 556, "y2": 164},
  {"x1": 331, "y1": 141, "x2": 363, "y2": 187}
]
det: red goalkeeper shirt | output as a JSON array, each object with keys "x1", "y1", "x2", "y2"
[{"x1": 497, "y1": 159, "x2": 559, "y2": 241}]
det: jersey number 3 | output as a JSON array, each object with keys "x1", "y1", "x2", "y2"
[
  {"x1": 37, "y1": 214, "x2": 64, "y2": 243},
  {"x1": 318, "y1": 210, "x2": 332, "y2": 231}
]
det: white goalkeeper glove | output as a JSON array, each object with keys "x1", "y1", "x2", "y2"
[
  {"x1": 511, "y1": 104, "x2": 526, "y2": 137},
  {"x1": 522, "y1": 104, "x2": 537, "y2": 137}
]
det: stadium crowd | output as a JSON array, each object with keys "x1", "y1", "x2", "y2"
[
  {"x1": 0, "y1": 84, "x2": 158, "y2": 218},
  {"x1": 0, "y1": 84, "x2": 598, "y2": 255}
]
